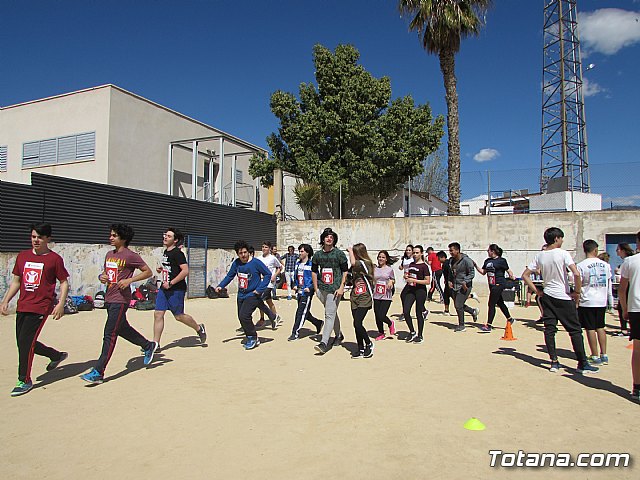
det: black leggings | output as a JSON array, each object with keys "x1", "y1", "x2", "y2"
[
  {"x1": 352, "y1": 306, "x2": 372, "y2": 350},
  {"x1": 373, "y1": 299, "x2": 392, "y2": 334},
  {"x1": 487, "y1": 285, "x2": 512, "y2": 325},
  {"x1": 401, "y1": 287, "x2": 427, "y2": 337}
]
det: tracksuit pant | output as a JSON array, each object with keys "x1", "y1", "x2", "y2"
[
  {"x1": 428, "y1": 270, "x2": 445, "y2": 301},
  {"x1": 401, "y1": 287, "x2": 427, "y2": 337},
  {"x1": 291, "y1": 294, "x2": 322, "y2": 338},
  {"x1": 16, "y1": 312, "x2": 63, "y2": 383},
  {"x1": 316, "y1": 289, "x2": 341, "y2": 345},
  {"x1": 453, "y1": 287, "x2": 476, "y2": 326},
  {"x1": 539, "y1": 295, "x2": 588, "y2": 366},
  {"x1": 237, "y1": 295, "x2": 262, "y2": 337},
  {"x1": 95, "y1": 303, "x2": 152, "y2": 375}
]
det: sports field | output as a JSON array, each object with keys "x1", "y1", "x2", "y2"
[{"x1": 0, "y1": 293, "x2": 637, "y2": 479}]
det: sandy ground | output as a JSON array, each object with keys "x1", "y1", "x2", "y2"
[{"x1": 0, "y1": 291, "x2": 638, "y2": 480}]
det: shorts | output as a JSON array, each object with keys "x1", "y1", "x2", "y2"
[
  {"x1": 630, "y1": 311, "x2": 640, "y2": 340},
  {"x1": 155, "y1": 288, "x2": 186, "y2": 315},
  {"x1": 261, "y1": 288, "x2": 275, "y2": 301},
  {"x1": 578, "y1": 306, "x2": 605, "y2": 330}
]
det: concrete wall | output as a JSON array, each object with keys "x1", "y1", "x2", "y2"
[
  {"x1": 0, "y1": 243, "x2": 238, "y2": 313},
  {"x1": 277, "y1": 210, "x2": 639, "y2": 293},
  {"x1": 0, "y1": 87, "x2": 111, "y2": 185}
]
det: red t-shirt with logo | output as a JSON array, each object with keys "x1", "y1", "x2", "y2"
[
  {"x1": 12, "y1": 249, "x2": 69, "y2": 315},
  {"x1": 428, "y1": 252, "x2": 442, "y2": 272},
  {"x1": 104, "y1": 248, "x2": 147, "y2": 304}
]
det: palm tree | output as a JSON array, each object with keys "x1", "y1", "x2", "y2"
[{"x1": 398, "y1": 0, "x2": 491, "y2": 215}]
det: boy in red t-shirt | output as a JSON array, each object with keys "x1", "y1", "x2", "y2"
[
  {"x1": 81, "y1": 224, "x2": 156, "y2": 384},
  {"x1": 426, "y1": 246, "x2": 444, "y2": 303},
  {"x1": 0, "y1": 223, "x2": 70, "y2": 397}
]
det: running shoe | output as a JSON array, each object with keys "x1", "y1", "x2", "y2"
[
  {"x1": 363, "y1": 343, "x2": 375, "y2": 358},
  {"x1": 422, "y1": 309, "x2": 430, "y2": 321},
  {"x1": 454, "y1": 325, "x2": 466, "y2": 332},
  {"x1": 46, "y1": 351, "x2": 68, "y2": 371},
  {"x1": 374, "y1": 333, "x2": 385, "y2": 341},
  {"x1": 271, "y1": 314, "x2": 282, "y2": 330},
  {"x1": 508, "y1": 318, "x2": 516, "y2": 325},
  {"x1": 411, "y1": 336, "x2": 424, "y2": 344},
  {"x1": 405, "y1": 332, "x2": 418, "y2": 343},
  {"x1": 80, "y1": 368, "x2": 104, "y2": 384},
  {"x1": 479, "y1": 324, "x2": 492, "y2": 333},
  {"x1": 315, "y1": 342, "x2": 329, "y2": 354},
  {"x1": 332, "y1": 333, "x2": 345, "y2": 347},
  {"x1": 612, "y1": 331, "x2": 626, "y2": 337},
  {"x1": 10, "y1": 381, "x2": 33, "y2": 397},
  {"x1": 549, "y1": 361, "x2": 561, "y2": 373},
  {"x1": 600, "y1": 354, "x2": 609, "y2": 365},
  {"x1": 143, "y1": 341, "x2": 158, "y2": 366},
  {"x1": 577, "y1": 363, "x2": 599, "y2": 375},
  {"x1": 471, "y1": 308, "x2": 480, "y2": 322},
  {"x1": 287, "y1": 296, "x2": 292, "y2": 300},
  {"x1": 351, "y1": 349, "x2": 364, "y2": 359},
  {"x1": 197, "y1": 324, "x2": 207, "y2": 343},
  {"x1": 588, "y1": 355, "x2": 602, "y2": 365},
  {"x1": 244, "y1": 336, "x2": 260, "y2": 350},
  {"x1": 389, "y1": 320, "x2": 396, "y2": 335},
  {"x1": 287, "y1": 334, "x2": 298, "y2": 342},
  {"x1": 632, "y1": 388, "x2": 640, "y2": 403}
]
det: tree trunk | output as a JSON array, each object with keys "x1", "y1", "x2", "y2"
[{"x1": 439, "y1": 49, "x2": 461, "y2": 215}]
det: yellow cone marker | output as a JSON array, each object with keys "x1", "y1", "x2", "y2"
[{"x1": 463, "y1": 417, "x2": 486, "y2": 431}]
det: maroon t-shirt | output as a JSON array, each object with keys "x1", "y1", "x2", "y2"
[
  {"x1": 104, "y1": 248, "x2": 147, "y2": 304},
  {"x1": 12, "y1": 249, "x2": 69, "y2": 316},
  {"x1": 403, "y1": 262, "x2": 431, "y2": 291}
]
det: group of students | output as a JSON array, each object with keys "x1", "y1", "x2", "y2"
[
  {"x1": 2, "y1": 222, "x2": 639, "y2": 403},
  {"x1": 1, "y1": 223, "x2": 206, "y2": 396}
]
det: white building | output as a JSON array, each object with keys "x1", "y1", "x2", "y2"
[{"x1": 0, "y1": 85, "x2": 271, "y2": 211}]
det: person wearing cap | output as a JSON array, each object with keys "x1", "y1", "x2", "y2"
[{"x1": 311, "y1": 228, "x2": 348, "y2": 354}]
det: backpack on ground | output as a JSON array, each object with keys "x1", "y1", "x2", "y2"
[
  {"x1": 94, "y1": 291, "x2": 106, "y2": 309},
  {"x1": 207, "y1": 285, "x2": 228, "y2": 299},
  {"x1": 135, "y1": 300, "x2": 156, "y2": 311},
  {"x1": 63, "y1": 297, "x2": 78, "y2": 314}
]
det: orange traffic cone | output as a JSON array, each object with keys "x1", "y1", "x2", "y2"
[{"x1": 501, "y1": 321, "x2": 517, "y2": 341}]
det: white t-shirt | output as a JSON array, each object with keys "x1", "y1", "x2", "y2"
[
  {"x1": 258, "y1": 254, "x2": 281, "y2": 288},
  {"x1": 577, "y1": 257, "x2": 612, "y2": 308},
  {"x1": 528, "y1": 248, "x2": 575, "y2": 301},
  {"x1": 620, "y1": 254, "x2": 640, "y2": 312}
]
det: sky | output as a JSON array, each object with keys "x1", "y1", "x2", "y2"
[{"x1": 1, "y1": 0, "x2": 639, "y2": 205}]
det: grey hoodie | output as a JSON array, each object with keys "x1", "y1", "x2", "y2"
[{"x1": 448, "y1": 253, "x2": 475, "y2": 291}]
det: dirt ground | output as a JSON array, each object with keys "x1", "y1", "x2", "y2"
[{"x1": 0, "y1": 291, "x2": 637, "y2": 479}]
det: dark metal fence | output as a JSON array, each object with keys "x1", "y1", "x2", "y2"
[{"x1": 0, "y1": 173, "x2": 276, "y2": 252}]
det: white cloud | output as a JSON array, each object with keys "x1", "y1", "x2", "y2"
[
  {"x1": 473, "y1": 148, "x2": 500, "y2": 163},
  {"x1": 583, "y1": 77, "x2": 604, "y2": 97},
  {"x1": 603, "y1": 195, "x2": 640, "y2": 206},
  {"x1": 579, "y1": 9, "x2": 640, "y2": 55}
]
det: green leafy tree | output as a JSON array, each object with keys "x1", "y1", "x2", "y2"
[
  {"x1": 250, "y1": 44, "x2": 444, "y2": 218},
  {"x1": 293, "y1": 182, "x2": 322, "y2": 220},
  {"x1": 398, "y1": 0, "x2": 491, "y2": 214}
]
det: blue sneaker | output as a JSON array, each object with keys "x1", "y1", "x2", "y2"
[
  {"x1": 244, "y1": 336, "x2": 260, "y2": 350},
  {"x1": 577, "y1": 363, "x2": 599, "y2": 375},
  {"x1": 11, "y1": 381, "x2": 33, "y2": 397},
  {"x1": 600, "y1": 354, "x2": 609, "y2": 365},
  {"x1": 143, "y1": 341, "x2": 158, "y2": 365},
  {"x1": 80, "y1": 368, "x2": 104, "y2": 384}
]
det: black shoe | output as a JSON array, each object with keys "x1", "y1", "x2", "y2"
[
  {"x1": 632, "y1": 388, "x2": 640, "y2": 403},
  {"x1": 363, "y1": 343, "x2": 374, "y2": 358},
  {"x1": 332, "y1": 333, "x2": 344, "y2": 347},
  {"x1": 411, "y1": 336, "x2": 424, "y2": 344},
  {"x1": 405, "y1": 332, "x2": 418, "y2": 343},
  {"x1": 197, "y1": 324, "x2": 207, "y2": 343},
  {"x1": 351, "y1": 349, "x2": 364, "y2": 359},
  {"x1": 46, "y1": 352, "x2": 68, "y2": 371},
  {"x1": 287, "y1": 334, "x2": 298, "y2": 341},
  {"x1": 454, "y1": 325, "x2": 466, "y2": 332},
  {"x1": 314, "y1": 342, "x2": 329, "y2": 354}
]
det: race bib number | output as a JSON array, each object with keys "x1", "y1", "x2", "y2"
[
  {"x1": 23, "y1": 262, "x2": 44, "y2": 291},
  {"x1": 106, "y1": 261, "x2": 119, "y2": 284},
  {"x1": 488, "y1": 272, "x2": 496, "y2": 285},
  {"x1": 409, "y1": 273, "x2": 417, "y2": 279},
  {"x1": 161, "y1": 267, "x2": 170, "y2": 284},
  {"x1": 321, "y1": 268, "x2": 334, "y2": 284},
  {"x1": 354, "y1": 282, "x2": 367, "y2": 295},
  {"x1": 298, "y1": 273, "x2": 304, "y2": 286},
  {"x1": 238, "y1": 272, "x2": 249, "y2": 290},
  {"x1": 375, "y1": 281, "x2": 387, "y2": 295}
]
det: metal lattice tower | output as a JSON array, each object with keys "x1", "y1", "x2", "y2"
[{"x1": 540, "y1": 0, "x2": 590, "y2": 193}]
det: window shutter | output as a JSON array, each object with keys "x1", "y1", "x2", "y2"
[
  {"x1": 23, "y1": 142, "x2": 40, "y2": 167},
  {"x1": 58, "y1": 135, "x2": 76, "y2": 163},
  {"x1": 0, "y1": 146, "x2": 7, "y2": 172},
  {"x1": 76, "y1": 132, "x2": 95, "y2": 159}
]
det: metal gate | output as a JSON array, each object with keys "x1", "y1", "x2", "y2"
[{"x1": 186, "y1": 235, "x2": 207, "y2": 298}]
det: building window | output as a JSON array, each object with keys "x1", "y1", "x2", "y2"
[
  {"x1": 22, "y1": 132, "x2": 95, "y2": 168},
  {"x1": 0, "y1": 145, "x2": 7, "y2": 172},
  {"x1": 236, "y1": 169, "x2": 243, "y2": 184}
]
